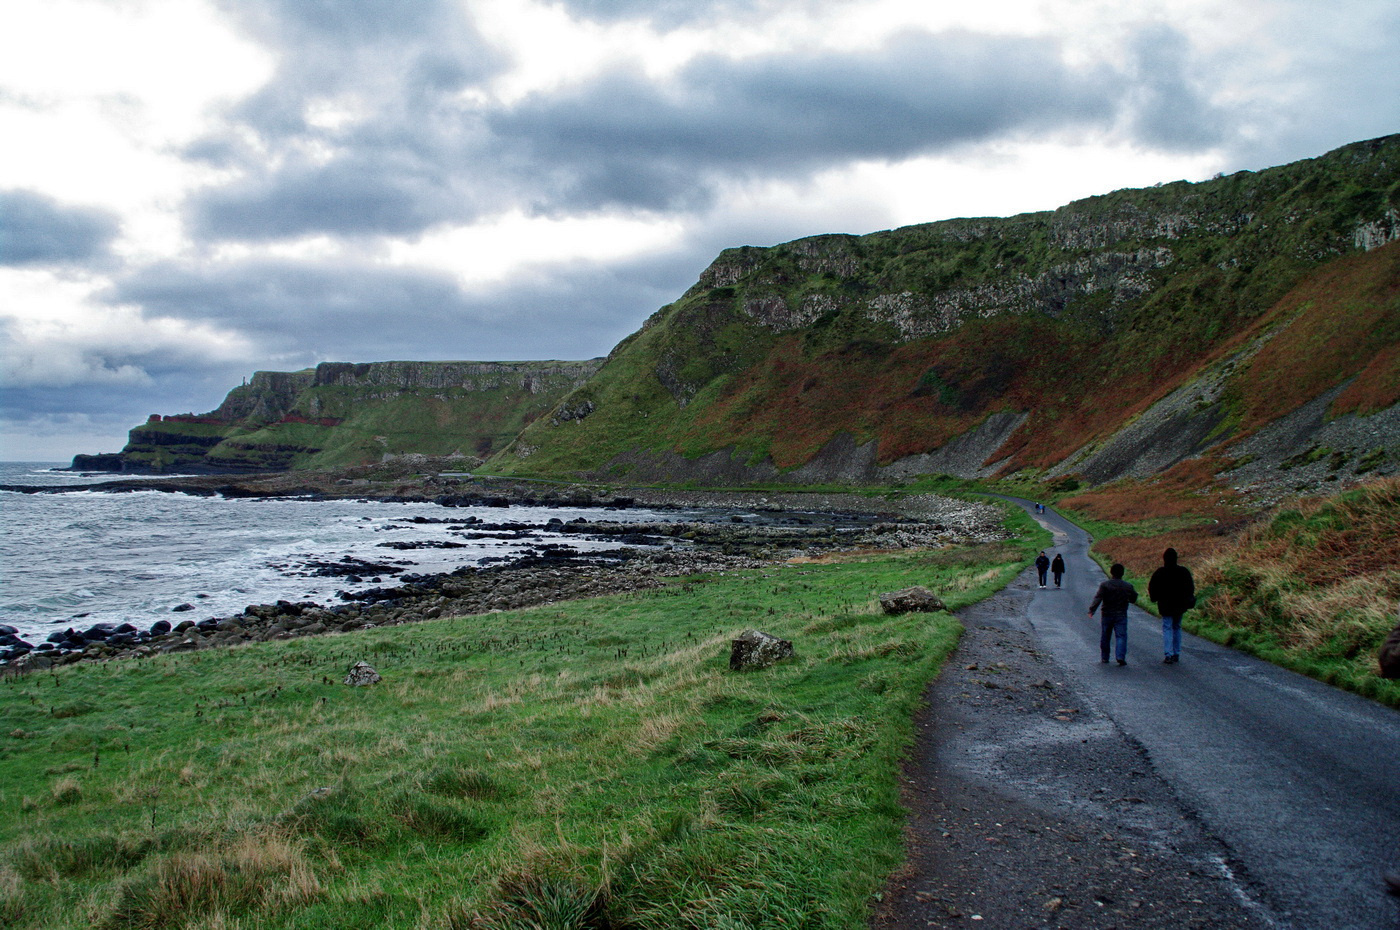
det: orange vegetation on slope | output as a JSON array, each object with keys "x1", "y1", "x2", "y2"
[
  {"x1": 681, "y1": 317, "x2": 1168, "y2": 472},
  {"x1": 1195, "y1": 477, "x2": 1400, "y2": 664},
  {"x1": 1058, "y1": 459, "x2": 1252, "y2": 576},
  {"x1": 672, "y1": 244, "x2": 1397, "y2": 477},
  {"x1": 1228, "y1": 241, "x2": 1400, "y2": 436}
]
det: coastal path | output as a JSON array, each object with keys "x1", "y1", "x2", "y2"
[{"x1": 874, "y1": 497, "x2": 1400, "y2": 929}]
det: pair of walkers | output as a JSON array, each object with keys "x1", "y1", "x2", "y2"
[
  {"x1": 1087, "y1": 548, "x2": 1196, "y2": 665},
  {"x1": 1034, "y1": 550, "x2": 1065, "y2": 588}
]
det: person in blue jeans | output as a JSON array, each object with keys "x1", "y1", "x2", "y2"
[
  {"x1": 1148, "y1": 547, "x2": 1196, "y2": 664},
  {"x1": 1035, "y1": 551, "x2": 1050, "y2": 588},
  {"x1": 1089, "y1": 563, "x2": 1138, "y2": 665}
]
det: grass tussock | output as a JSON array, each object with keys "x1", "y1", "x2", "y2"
[
  {"x1": 0, "y1": 536, "x2": 1032, "y2": 929},
  {"x1": 1191, "y1": 477, "x2": 1400, "y2": 705},
  {"x1": 103, "y1": 832, "x2": 322, "y2": 929}
]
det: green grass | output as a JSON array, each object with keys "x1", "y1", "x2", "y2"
[
  {"x1": 0, "y1": 539, "x2": 1031, "y2": 929},
  {"x1": 1181, "y1": 613, "x2": 1400, "y2": 708},
  {"x1": 1184, "y1": 478, "x2": 1400, "y2": 707}
]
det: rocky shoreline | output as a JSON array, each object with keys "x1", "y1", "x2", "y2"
[{"x1": 1, "y1": 469, "x2": 1006, "y2": 673}]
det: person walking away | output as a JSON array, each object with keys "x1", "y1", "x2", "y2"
[
  {"x1": 1051, "y1": 553, "x2": 1065, "y2": 588},
  {"x1": 1089, "y1": 563, "x2": 1138, "y2": 665},
  {"x1": 1148, "y1": 547, "x2": 1196, "y2": 664},
  {"x1": 1035, "y1": 551, "x2": 1050, "y2": 588}
]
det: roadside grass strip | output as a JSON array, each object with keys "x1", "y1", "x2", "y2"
[
  {"x1": 1190, "y1": 478, "x2": 1400, "y2": 707},
  {"x1": 0, "y1": 540, "x2": 1028, "y2": 929}
]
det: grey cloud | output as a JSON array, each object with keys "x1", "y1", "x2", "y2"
[
  {"x1": 1220, "y1": 2, "x2": 1400, "y2": 170},
  {"x1": 491, "y1": 31, "x2": 1120, "y2": 212},
  {"x1": 215, "y1": 0, "x2": 500, "y2": 138},
  {"x1": 110, "y1": 254, "x2": 680, "y2": 361},
  {"x1": 186, "y1": 25, "x2": 1126, "y2": 240},
  {"x1": 186, "y1": 0, "x2": 502, "y2": 241},
  {"x1": 190, "y1": 153, "x2": 473, "y2": 240},
  {"x1": 557, "y1": 0, "x2": 798, "y2": 27},
  {"x1": 1123, "y1": 25, "x2": 1226, "y2": 151},
  {"x1": 0, "y1": 190, "x2": 120, "y2": 266},
  {"x1": 221, "y1": 0, "x2": 457, "y2": 42},
  {"x1": 1, "y1": 371, "x2": 253, "y2": 460}
]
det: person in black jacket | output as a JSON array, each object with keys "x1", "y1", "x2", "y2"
[
  {"x1": 1051, "y1": 553, "x2": 1065, "y2": 588},
  {"x1": 1035, "y1": 551, "x2": 1050, "y2": 588},
  {"x1": 1148, "y1": 547, "x2": 1196, "y2": 664},
  {"x1": 1089, "y1": 563, "x2": 1138, "y2": 665}
]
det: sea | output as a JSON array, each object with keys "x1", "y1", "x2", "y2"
[{"x1": 0, "y1": 462, "x2": 704, "y2": 645}]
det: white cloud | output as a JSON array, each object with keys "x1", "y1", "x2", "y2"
[
  {"x1": 0, "y1": 268, "x2": 254, "y2": 389},
  {"x1": 388, "y1": 210, "x2": 686, "y2": 287},
  {"x1": 0, "y1": 0, "x2": 271, "y2": 257}
]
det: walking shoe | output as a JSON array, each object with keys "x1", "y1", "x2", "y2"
[
  {"x1": 1384, "y1": 872, "x2": 1400, "y2": 897},
  {"x1": 1163, "y1": 656, "x2": 1172, "y2": 664},
  {"x1": 1117, "y1": 659, "x2": 1126, "y2": 666},
  {"x1": 1170, "y1": 655, "x2": 1179, "y2": 664}
]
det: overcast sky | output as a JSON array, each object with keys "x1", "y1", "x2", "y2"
[{"x1": 2, "y1": 0, "x2": 1397, "y2": 461}]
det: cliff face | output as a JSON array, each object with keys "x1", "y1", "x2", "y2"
[
  {"x1": 83, "y1": 136, "x2": 1400, "y2": 491},
  {"x1": 490, "y1": 135, "x2": 1400, "y2": 492},
  {"x1": 107, "y1": 360, "x2": 602, "y2": 473}
]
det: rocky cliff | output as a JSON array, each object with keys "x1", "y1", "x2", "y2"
[
  {"x1": 489, "y1": 135, "x2": 1400, "y2": 493},
  {"x1": 95, "y1": 360, "x2": 602, "y2": 473},
  {"x1": 82, "y1": 136, "x2": 1400, "y2": 492}
]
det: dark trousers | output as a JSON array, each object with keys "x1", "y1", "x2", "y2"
[{"x1": 1100, "y1": 614, "x2": 1127, "y2": 661}]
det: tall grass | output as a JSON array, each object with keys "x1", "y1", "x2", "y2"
[
  {"x1": 0, "y1": 538, "x2": 1031, "y2": 928},
  {"x1": 1190, "y1": 477, "x2": 1400, "y2": 705}
]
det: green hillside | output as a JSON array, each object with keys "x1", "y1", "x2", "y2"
[
  {"x1": 489, "y1": 135, "x2": 1400, "y2": 487},
  {"x1": 115, "y1": 361, "x2": 602, "y2": 473}
]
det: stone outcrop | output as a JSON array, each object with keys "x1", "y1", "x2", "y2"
[
  {"x1": 879, "y1": 586, "x2": 947, "y2": 614},
  {"x1": 729, "y1": 630, "x2": 795, "y2": 670},
  {"x1": 343, "y1": 661, "x2": 381, "y2": 686}
]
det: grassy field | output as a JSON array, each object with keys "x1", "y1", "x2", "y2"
[{"x1": 0, "y1": 531, "x2": 1034, "y2": 929}]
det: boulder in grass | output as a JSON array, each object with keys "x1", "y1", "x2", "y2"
[
  {"x1": 343, "y1": 661, "x2": 381, "y2": 686},
  {"x1": 729, "y1": 629, "x2": 795, "y2": 671},
  {"x1": 879, "y1": 586, "x2": 946, "y2": 614}
]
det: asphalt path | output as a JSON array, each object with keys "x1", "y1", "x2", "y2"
[{"x1": 1003, "y1": 495, "x2": 1400, "y2": 928}]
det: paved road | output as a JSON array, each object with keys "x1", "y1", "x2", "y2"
[{"x1": 1005, "y1": 496, "x2": 1400, "y2": 928}]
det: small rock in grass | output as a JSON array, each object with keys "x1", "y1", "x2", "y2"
[
  {"x1": 344, "y1": 661, "x2": 381, "y2": 686},
  {"x1": 879, "y1": 586, "x2": 946, "y2": 614},
  {"x1": 729, "y1": 630, "x2": 794, "y2": 670}
]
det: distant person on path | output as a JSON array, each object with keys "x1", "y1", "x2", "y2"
[
  {"x1": 1089, "y1": 563, "x2": 1138, "y2": 666},
  {"x1": 1051, "y1": 553, "x2": 1065, "y2": 588},
  {"x1": 1035, "y1": 551, "x2": 1050, "y2": 588},
  {"x1": 1149, "y1": 547, "x2": 1196, "y2": 665}
]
